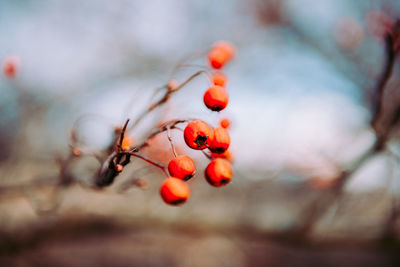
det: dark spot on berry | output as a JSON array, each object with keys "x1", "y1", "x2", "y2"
[
  {"x1": 213, "y1": 147, "x2": 226, "y2": 154},
  {"x1": 171, "y1": 198, "x2": 185, "y2": 205},
  {"x1": 211, "y1": 105, "x2": 223, "y2": 112},
  {"x1": 184, "y1": 174, "x2": 194, "y2": 181},
  {"x1": 194, "y1": 134, "x2": 208, "y2": 147},
  {"x1": 220, "y1": 178, "x2": 230, "y2": 185}
]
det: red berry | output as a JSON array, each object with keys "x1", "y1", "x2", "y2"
[
  {"x1": 209, "y1": 127, "x2": 230, "y2": 154},
  {"x1": 168, "y1": 155, "x2": 196, "y2": 180},
  {"x1": 205, "y1": 158, "x2": 233, "y2": 187},
  {"x1": 203, "y1": 86, "x2": 229, "y2": 112},
  {"x1": 184, "y1": 120, "x2": 214, "y2": 150},
  {"x1": 160, "y1": 177, "x2": 190, "y2": 205}
]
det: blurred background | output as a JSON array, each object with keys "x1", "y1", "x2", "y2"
[{"x1": 1, "y1": 0, "x2": 400, "y2": 266}]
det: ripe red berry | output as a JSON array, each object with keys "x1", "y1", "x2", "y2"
[
  {"x1": 205, "y1": 158, "x2": 233, "y2": 187},
  {"x1": 168, "y1": 155, "x2": 196, "y2": 180},
  {"x1": 209, "y1": 127, "x2": 230, "y2": 153},
  {"x1": 211, "y1": 72, "x2": 227, "y2": 87},
  {"x1": 160, "y1": 177, "x2": 190, "y2": 205},
  {"x1": 203, "y1": 86, "x2": 229, "y2": 112},
  {"x1": 219, "y1": 118, "x2": 231, "y2": 129},
  {"x1": 184, "y1": 120, "x2": 214, "y2": 150},
  {"x1": 208, "y1": 41, "x2": 235, "y2": 69}
]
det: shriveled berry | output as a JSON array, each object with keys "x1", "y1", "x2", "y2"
[
  {"x1": 160, "y1": 177, "x2": 190, "y2": 205},
  {"x1": 184, "y1": 120, "x2": 214, "y2": 150},
  {"x1": 168, "y1": 155, "x2": 196, "y2": 180},
  {"x1": 203, "y1": 86, "x2": 229, "y2": 112},
  {"x1": 205, "y1": 158, "x2": 233, "y2": 187}
]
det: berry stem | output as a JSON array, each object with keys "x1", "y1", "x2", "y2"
[
  {"x1": 122, "y1": 151, "x2": 168, "y2": 177},
  {"x1": 166, "y1": 127, "x2": 178, "y2": 157},
  {"x1": 129, "y1": 71, "x2": 207, "y2": 131}
]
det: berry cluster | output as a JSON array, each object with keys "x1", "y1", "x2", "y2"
[
  {"x1": 160, "y1": 41, "x2": 235, "y2": 206},
  {"x1": 1, "y1": 41, "x2": 236, "y2": 207}
]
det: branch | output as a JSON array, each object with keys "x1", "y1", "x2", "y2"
[
  {"x1": 129, "y1": 71, "x2": 206, "y2": 130},
  {"x1": 121, "y1": 151, "x2": 168, "y2": 177},
  {"x1": 371, "y1": 33, "x2": 396, "y2": 130}
]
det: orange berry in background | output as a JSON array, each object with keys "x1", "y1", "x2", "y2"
[
  {"x1": 168, "y1": 155, "x2": 196, "y2": 181},
  {"x1": 211, "y1": 150, "x2": 234, "y2": 163},
  {"x1": 208, "y1": 41, "x2": 235, "y2": 69},
  {"x1": 160, "y1": 177, "x2": 190, "y2": 205},
  {"x1": 184, "y1": 120, "x2": 214, "y2": 150},
  {"x1": 211, "y1": 72, "x2": 227, "y2": 87},
  {"x1": 2, "y1": 56, "x2": 20, "y2": 78},
  {"x1": 72, "y1": 148, "x2": 82, "y2": 157},
  {"x1": 219, "y1": 118, "x2": 231, "y2": 129},
  {"x1": 209, "y1": 127, "x2": 230, "y2": 154},
  {"x1": 205, "y1": 158, "x2": 233, "y2": 187},
  {"x1": 203, "y1": 86, "x2": 229, "y2": 112}
]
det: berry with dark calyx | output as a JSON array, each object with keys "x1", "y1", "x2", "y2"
[
  {"x1": 168, "y1": 155, "x2": 196, "y2": 180},
  {"x1": 184, "y1": 120, "x2": 214, "y2": 150},
  {"x1": 209, "y1": 127, "x2": 230, "y2": 154},
  {"x1": 160, "y1": 177, "x2": 190, "y2": 205},
  {"x1": 203, "y1": 86, "x2": 229, "y2": 112},
  {"x1": 205, "y1": 158, "x2": 233, "y2": 187}
]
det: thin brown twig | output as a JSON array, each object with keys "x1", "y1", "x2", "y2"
[
  {"x1": 371, "y1": 32, "x2": 397, "y2": 130},
  {"x1": 129, "y1": 71, "x2": 207, "y2": 130},
  {"x1": 121, "y1": 151, "x2": 168, "y2": 177},
  {"x1": 166, "y1": 127, "x2": 177, "y2": 157}
]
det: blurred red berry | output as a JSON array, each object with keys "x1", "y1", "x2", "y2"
[
  {"x1": 219, "y1": 118, "x2": 231, "y2": 129},
  {"x1": 2, "y1": 56, "x2": 20, "y2": 78},
  {"x1": 208, "y1": 41, "x2": 235, "y2": 69},
  {"x1": 211, "y1": 72, "x2": 227, "y2": 87}
]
